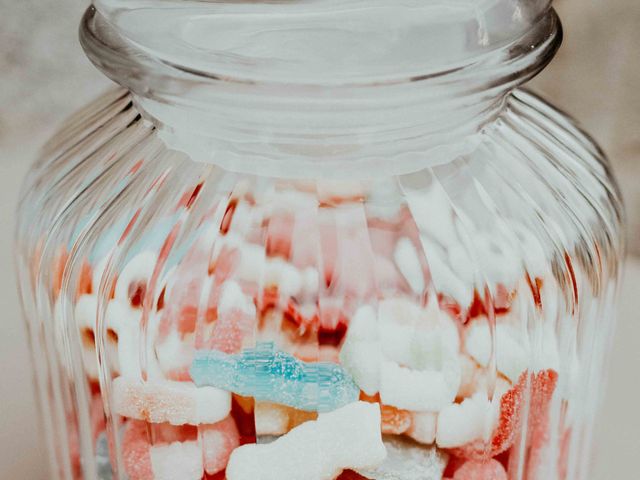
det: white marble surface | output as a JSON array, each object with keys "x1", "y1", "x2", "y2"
[{"x1": 0, "y1": 0, "x2": 638, "y2": 478}]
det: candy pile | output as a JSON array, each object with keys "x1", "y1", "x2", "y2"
[{"x1": 55, "y1": 183, "x2": 571, "y2": 479}]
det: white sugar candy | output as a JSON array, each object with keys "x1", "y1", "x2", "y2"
[
  {"x1": 113, "y1": 377, "x2": 230, "y2": 425},
  {"x1": 406, "y1": 411, "x2": 438, "y2": 445},
  {"x1": 464, "y1": 317, "x2": 529, "y2": 384},
  {"x1": 226, "y1": 401, "x2": 386, "y2": 480},
  {"x1": 339, "y1": 305, "x2": 381, "y2": 396},
  {"x1": 436, "y1": 392, "x2": 497, "y2": 448},
  {"x1": 379, "y1": 358, "x2": 461, "y2": 412},
  {"x1": 254, "y1": 402, "x2": 290, "y2": 436},
  {"x1": 150, "y1": 441, "x2": 203, "y2": 480}
]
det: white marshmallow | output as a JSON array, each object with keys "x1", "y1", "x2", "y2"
[
  {"x1": 379, "y1": 358, "x2": 461, "y2": 412},
  {"x1": 150, "y1": 441, "x2": 203, "y2": 480},
  {"x1": 113, "y1": 377, "x2": 231, "y2": 425},
  {"x1": 254, "y1": 402, "x2": 291, "y2": 436},
  {"x1": 226, "y1": 401, "x2": 386, "y2": 480},
  {"x1": 339, "y1": 306, "x2": 382, "y2": 396},
  {"x1": 465, "y1": 317, "x2": 529, "y2": 384},
  {"x1": 154, "y1": 329, "x2": 195, "y2": 377},
  {"x1": 407, "y1": 411, "x2": 438, "y2": 445},
  {"x1": 341, "y1": 299, "x2": 462, "y2": 409},
  {"x1": 436, "y1": 392, "x2": 497, "y2": 448}
]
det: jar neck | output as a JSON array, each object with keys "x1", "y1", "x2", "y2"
[{"x1": 81, "y1": 5, "x2": 561, "y2": 177}]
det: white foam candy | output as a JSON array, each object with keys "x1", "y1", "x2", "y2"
[
  {"x1": 226, "y1": 401, "x2": 386, "y2": 480},
  {"x1": 113, "y1": 377, "x2": 231, "y2": 425},
  {"x1": 379, "y1": 359, "x2": 460, "y2": 412},
  {"x1": 394, "y1": 237, "x2": 425, "y2": 295},
  {"x1": 407, "y1": 411, "x2": 438, "y2": 445},
  {"x1": 150, "y1": 441, "x2": 203, "y2": 480},
  {"x1": 339, "y1": 306, "x2": 382, "y2": 396},
  {"x1": 340, "y1": 299, "x2": 462, "y2": 411},
  {"x1": 154, "y1": 329, "x2": 195, "y2": 377},
  {"x1": 356, "y1": 436, "x2": 448, "y2": 480},
  {"x1": 254, "y1": 402, "x2": 290, "y2": 436},
  {"x1": 436, "y1": 392, "x2": 498, "y2": 448},
  {"x1": 464, "y1": 317, "x2": 529, "y2": 384}
]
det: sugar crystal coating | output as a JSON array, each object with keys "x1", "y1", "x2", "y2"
[
  {"x1": 190, "y1": 342, "x2": 360, "y2": 412},
  {"x1": 225, "y1": 401, "x2": 386, "y2": 480}
]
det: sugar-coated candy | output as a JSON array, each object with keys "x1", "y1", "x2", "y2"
[
  {"x1": 339, "y1": 306, "x2": 382, "y2": 396},
  {"x1": 122, "y1": 420, "x2": 154, "y2": 480},
  {"x1": 254, "y1": 401, "x2": 317, "y2": 436},
  {"x1": 201, "y1": 416, "x2": 240, "y2": 475},
  {"x1": 113, "y1": 377, "x2": 231, "y2": 425},
  {"x1": 406, "y1": 411, "x2": 437, "y2": 445},
  {"x1": 340, "y1": 299, "x2": 462, "y2": 412},
  {"x1": 452, "y1": 459, "x2": 507, "y2": 480},
  {"x1": 225, "y1": 401, "x2": 386, "y2": 480},
  {"x1": 464, "y1": 318, "x2": 528, "y2": 384},
  {"x1": 122, "y1": 421, "x2": 203, "y2": 480},
  {"x1": 379, "y1": 358, "x2": 461, "y2": 412},
  {"x1": 208, "y1": 281, "x2": 256, "y2": 354},
  {"x1": 450, "y1": 369, "x2": 557, "y2": 460},
  {"x1": 380, "y1": 403, "x2": 412, "y2": 435},
  {"x1": 150, "y1": 441, "x2": 203, "y2": 480},
  {"x1": 436, "y1": 392, "x2": 499, "y2": 448},
  {"x1": 356, "y1": 436, "x2": 448, "y2": 480},
  {"x1": 190, "y1": 342, "x2": 360, "y2": 412},
  {"x1": 254, "y1": 401, "x2": 290, "y2": 436}
]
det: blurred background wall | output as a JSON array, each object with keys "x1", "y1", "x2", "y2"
[{"x1": 0, "y1": 0, "x2": 638, "y2": 478}]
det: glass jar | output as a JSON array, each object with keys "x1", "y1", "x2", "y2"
[{"x1": 15, "y1": 1, "x2": 624, "y2": 479}]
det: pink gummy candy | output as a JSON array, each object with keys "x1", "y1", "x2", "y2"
[
  {"x1": 122, "y1": 421, "x2": 198, "y2": 480},
  {"x1": 201, "y1": 416, "x2": 240, "y2": 475},
  {"x1": 209, "y1": 308, "x2": 254, "y2": 354},
  {"x1": 450, "y1": 369, "x2": 558, "y2": 461},
  {"x1": 122, "y1": 420, "x2": 154, "y2": 480},
  {"x1": 452, "y1": 459, "x2": 508, "y2": 480}
]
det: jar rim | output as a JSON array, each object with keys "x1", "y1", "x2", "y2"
[{"x1": 82, "y1": 1, "x2": 561, "y2": 92}]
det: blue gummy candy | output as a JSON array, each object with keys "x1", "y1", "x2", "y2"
[{"x1": 190, "y1": 342, "x2": 360, "y2": 412}]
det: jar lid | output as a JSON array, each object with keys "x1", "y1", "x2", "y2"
[{"x1": 93, "y1": 0, "x2": 554, "y2": 86}]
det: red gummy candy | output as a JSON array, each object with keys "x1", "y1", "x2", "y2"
[
  {"x1": 453, "y1": 459, "x2": 508, "y2": 480},
  {"x1": 451, "y1": 369, "x2": 558, "y2": 461}
]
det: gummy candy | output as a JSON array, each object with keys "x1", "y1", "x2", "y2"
[
  {"x1": 452, "y1": 459, "x2": 507, "y2": 480},
  {"x1": 190, "y1": 342, "x2": 360, "y2": 412},
  {"x1": 113, "y1": 377, "x2": 231, "y2": 425},
  {"x1": 122, "y1": 420, "x2": 203, "y2": 480},
  {"x1": 450, "y1": 369, "x2": 558, "y2": 460},
  {"x1": 225, "y1": 401, "x2": 385, "y2": 480},
  {"x1": 201, "y1": 416, "x2": 240, "y2": 475}
]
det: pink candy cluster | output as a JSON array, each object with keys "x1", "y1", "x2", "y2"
[{"x1": 50, "y1": 183, "x2": 567, "y2": 480}]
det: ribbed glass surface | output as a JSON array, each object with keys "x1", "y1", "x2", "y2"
[{"x1": 16, "y1": 86, "x2": 623, "y2": 480}]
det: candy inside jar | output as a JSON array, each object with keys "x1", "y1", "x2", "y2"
[{"x1": 49, "y1": 173, "x2": 595, "y2": 480}]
